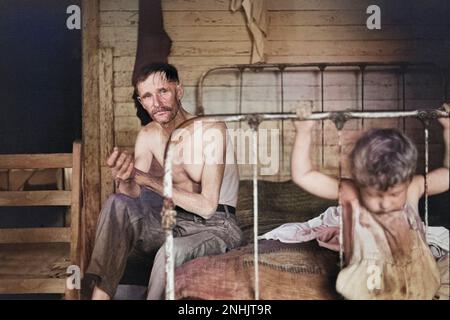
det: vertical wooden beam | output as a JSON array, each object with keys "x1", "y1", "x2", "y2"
[
  {"x1": 81, "y1": 0, "x2": 100, "y2": 274},
  {"x1": 66, "y1": 141, "x2": 82, "y2": 300},
  {"x1": 99, "y1": 48, "x2": 115, "y2": 204}
]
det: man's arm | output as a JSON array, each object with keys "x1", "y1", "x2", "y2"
[
  {"x1": 134, "y1": 122, "x2": 227, "y2": 219},
  {"x1": 109, "y1": 127, "x2": 155, "y2": 197},
  {"x1": 291, "y1": 119, "x2": 339, "y2": 200}
]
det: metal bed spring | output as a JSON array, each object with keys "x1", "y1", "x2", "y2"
[{"x1": 161, "y1": 108, "x2": 449, "y2": 300}]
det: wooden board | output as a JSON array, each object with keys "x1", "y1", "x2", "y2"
[
  {"x1": 99, "y1": 48, "x2": 115, "y2": 206},
  {"x1": 0, "y1": 243, "x2": 69, "y2": 294},
  {"x1": 0, "y1": 278, "x2": 66, "y2": 294},
  {"x1": 82, "y1": 0, "x2": 101, "y2": 273},
  {"x1": 70, "y1": 142, "x2": 82, "y2": 269},
  {"x1": 0, "y1": 191, "x2": 71, "y2": 206},
  {"x1": 0, "y1": 154, "x2": 73, "y2": 169},
  {"x1": 0, "y1": 228, "x2": 71, "y2": 244}
]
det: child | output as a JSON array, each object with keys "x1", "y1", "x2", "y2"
[{"x1": 291, "y1": 108, "x2": 449, "y2": 300}]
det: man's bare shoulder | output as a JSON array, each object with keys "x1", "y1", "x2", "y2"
[
  {"x1": 135, "y1": 122, "x2": 162, "y2": 152},
  {"x1": 137, "y1": 121, "x2": 161, "y2": 139},
  {"x1": 202, "y1": 120, "x2": 227, "y2": 132},
  {"x1": 142, "y1": 121, "x2": 160, "y2": 134}
]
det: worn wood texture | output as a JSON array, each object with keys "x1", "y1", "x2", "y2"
[
  {"x1": 82, "y1": 0, "x2": 101, "y2": 275},
  {"x1": 0, "y1": 191, "x2": 71, "y2": 206},
  {"x1": 0, "y1": 142, "x2": 82, "y2": 298},
  {"x1": 0, "y1": 243, "x2": 69, "y2": 294},
  {"x1": 0, "y1": 154, "x2": 73, "y2": 169},
  {"x1": 70, "y1": 142, "x2": 82, "y2": 277},
  {"x1": 0, "y1": 228, "x2": 71, "y2": 244},
  {"x1": 99, "y1": 48, "x2": 115, "y2": 205}
]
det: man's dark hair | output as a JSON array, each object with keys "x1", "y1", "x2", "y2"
[{"x1": 132, "y1": 63, "x2": 180, "y2": 126}]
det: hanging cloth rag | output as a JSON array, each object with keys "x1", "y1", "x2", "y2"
[
  {"x1": 132, "y1": 0, "x2": 172, "y2": 86},
  {"x1": 231, "y1": 0, "x2": 267, "y2": 63}
]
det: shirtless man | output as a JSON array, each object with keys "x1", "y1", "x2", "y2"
[{"x1": 86, "y1": 63, "x2": 242, "y2": 300}]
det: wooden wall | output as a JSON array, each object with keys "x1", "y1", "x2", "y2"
[{"x1": 98, "y1": 0, "x2": 449, "y2": 182}]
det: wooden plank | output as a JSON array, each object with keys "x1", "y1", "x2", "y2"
[
  {"x1": 266, "y1": 54, "x2": 450, "y2": 65},
  {"x1": 101, "y1": 10, "x2": 246, "y2": 27},
  {"x1": 0, "y1": 279, "x2": 66, "y2": 294},
  {"x1": 114, "y1": 56, "x2": 250, "y2": 72},
  {"x1": 177, "y1": 41, "x2": 251, "y2": 57},
  {"x1": 98, "y1": 5, "x2": 449, "y2": 27},
  {"x1": 70, "y1": 142, "x2": 82, "y2": 270},
  {"x1": 0, "y1": 154, "x2": 72, "y2": 169},
  {"x1": 100, "y1": 26, "x2": 250, "y2": 45},
  {"x1": 268, "y1": 10, "x2": 450, "y2": 26},
  {"x1": 164, "y1": 0, "x2": 232, "y2": 11},
  {"x1": 100, "y1": 11, "x2": 139, "y2": 27},
  {"x1": 0, "y1": 191, "x2": 71, "y2": 206},
  {"x1": 99, "y1": 48, "x2": 115, "y2": 214},
  {"x1": 113, "y1": 87, "x2": 135, "y2": 103},
  {"x1": 167, "y1": 26, "x2": 250, "y2": 41},
  {"x1": 114, "y1": 102, "x2": 136, "y2": 116},
  {"x1": 266, "y1": 0, "x2": 447, "y2": 11},
  {"x1": 100, "y1": 0, "x2": 233, "y2": 11},
  {"x1": 99, "y1": 0, "x2": 138, "y2": 11},
  {"x1": 115, "y1": 131, "x2": 139, "y2": 148},
  {"x1": 110, "y1": 40, "x2": 252, "y2": 59},
  {"x1": 267, "y1": 40, "x2": 450, "y2": 57},
  {"x1": 99, "y1": 26, "x2": 137, "y2": 45},
  {"x1": 99, "y1": 48, "x2": 115, "y2": 168},
  {"x1": 164, "y1": 10, "x2": 246, "y2": 26},
  {"x1": 114, "y1": 116, "x2": 141, "y2": 131},
  {"x1": 114, "y1": 72, "x2": 132, "y2": 87},
  {"x1": 0, "y1": 228, "x2": 71, "y2": 244},
  {"x1": 82, "y1": 0, "x2": 101, "y2": 274},
  {"x1": 110, "y1": 42, "x2": 137, "y2": 57},
  {"x1": 111, "y1": 40, "x2": 252, "y2": 58},
  {"x1": 268, "y1": 26, "x2": 447, "y2": 41},
  {"x1": 0, "y1": 243, "x2": 69, "y2": 277}
]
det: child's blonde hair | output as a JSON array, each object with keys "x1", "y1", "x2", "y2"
[{"x1": 350, "y1": 129, "x2": 418, "y2": 191}]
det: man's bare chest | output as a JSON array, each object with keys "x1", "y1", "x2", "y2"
[{"x1": 151, "y1": 140, "x2": 204, "y2": 185}]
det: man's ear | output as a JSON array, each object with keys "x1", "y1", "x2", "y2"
[{"x1": 176, "y1": 83, "x2": 184, "y2": 100}]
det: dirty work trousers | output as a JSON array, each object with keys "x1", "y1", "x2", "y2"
[{"x1": 86, "y1": 188, "x2": 243, "y2": 299}]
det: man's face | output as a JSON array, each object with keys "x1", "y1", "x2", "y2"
[
  {"x1": 136, "y1": 72, "x2": 183, "y2": 125},
  {"x1": 359, "y1": 182, "x2": 409, "y2": 214}
]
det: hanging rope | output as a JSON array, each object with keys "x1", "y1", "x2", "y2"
[
  {"x1": 330, "y1": 112, "x2": 349, "y2": 269},
  {"x1": 162, "y1": 145, "x2": 176, "y2": 300}
]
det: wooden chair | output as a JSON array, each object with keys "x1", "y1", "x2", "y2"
[{"x1": 0, "y1": 141, "x2": 82, "y2": 299}]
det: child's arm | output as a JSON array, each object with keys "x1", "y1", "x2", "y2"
[
  {"x1": 409, "y1": 115, "x2": 449, "y2": 198},
  {"x1": 291, "y1": 113, "x2": 339, "y2": 200}
]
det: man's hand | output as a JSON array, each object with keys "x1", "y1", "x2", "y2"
[{"x1": 106, "y1": 147, "x2": 135, "y2": 183}]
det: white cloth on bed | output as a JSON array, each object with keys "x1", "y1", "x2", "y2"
[{"x1": 259, "y1": 206, "x2": 449, "y2": 259}]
